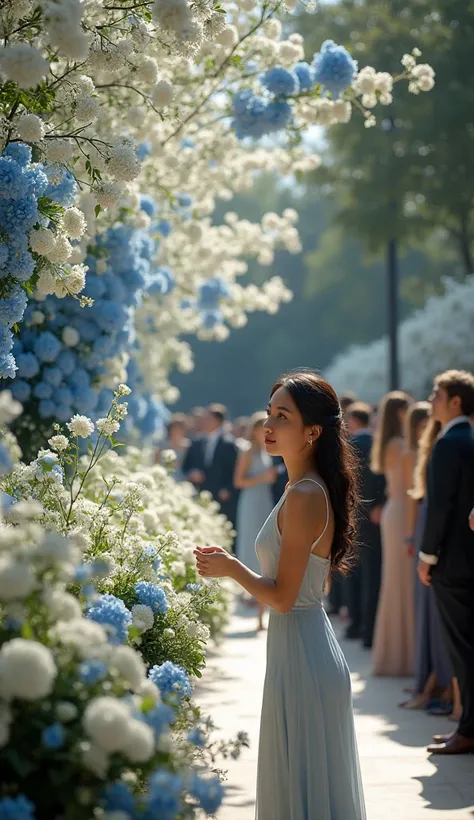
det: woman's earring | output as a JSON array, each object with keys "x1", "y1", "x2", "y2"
[{"x1": 308, "y1": 437, "x2": 312, "y2": 446}]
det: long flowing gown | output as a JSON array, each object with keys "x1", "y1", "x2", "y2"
[
  {"x1": 235, "y1": 448, "x2": 274, "y2": 572},
  {"x1": 372, "y1": 454, "x2": 415, "y2": 676},
  {"x1": 255, "y1": 478, "x2": 366, "y2": 820}
]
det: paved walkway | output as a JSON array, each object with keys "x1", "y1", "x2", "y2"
[{"x1": 196, "y1": 601, "x2": 474, "y2": 820}]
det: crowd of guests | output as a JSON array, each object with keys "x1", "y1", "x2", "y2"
[{"x1": 157, "y1": 368, "x2": 474, "y2": 756}]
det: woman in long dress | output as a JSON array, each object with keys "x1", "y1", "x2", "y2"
[
  {"x1": 371, "y1": 390, "x2": 415, "y2": 677},
  {"x1": 195, "y1": 370, "x2": 366, "y2": 820},
  {"x1": 234, "y1": 412, "x2": 277, "y2": 631},
  {"x1": 400, "y1": 414, "x2": 455, "y2": 712}
]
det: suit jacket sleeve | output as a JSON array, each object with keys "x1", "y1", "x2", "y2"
[
  {"x1": 420, "y1": 438, "x2": 461, "y2": 560},
  {"x1": 222, "y1": 440, "x2": 238, "y2": 491},
  {"x1": 366, "y1": 471, "x2": 386, "y2": 510},
  {"x1": 182, "y1": 440, "x2": 198, "y2": 475}
]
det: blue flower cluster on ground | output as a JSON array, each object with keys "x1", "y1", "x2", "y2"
[
  {"x1": 86, "y1": 593, "x2": 132, "y2": 644},
  {"x1": 232, "y1": 41, "x2": 357, "y2": 139},
  {"x1": 148, "y1": 660, "x2": 192, "y2": 701}
]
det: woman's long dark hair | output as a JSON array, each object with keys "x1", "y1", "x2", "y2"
[{"x1": 271, "y1": 369, "x2": 359, "y2": 574}]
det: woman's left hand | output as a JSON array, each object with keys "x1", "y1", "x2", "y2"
[{"x1": 194, "y1": 546, "x2": 234, "y2": 578}]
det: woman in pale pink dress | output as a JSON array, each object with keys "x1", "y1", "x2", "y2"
[{"x1": 371, "y1": 391, "x2": 414, "y2": 677}]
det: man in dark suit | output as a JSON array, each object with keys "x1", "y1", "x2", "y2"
[
  {"x1": 417, "y1": 370, "x2": 474, "y2": 755},
  {"x1": 346, "y1": 403, "x2": 386, "y2": 646},
  {"x1": 182, "y1": 403, "x2": 239, "y2": 538}
]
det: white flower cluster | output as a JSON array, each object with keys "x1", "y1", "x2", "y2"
[{"x1": 325, "y1": 275, "x2": 474, "y2": 402}]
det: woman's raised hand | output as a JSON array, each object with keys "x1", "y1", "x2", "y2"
[{"x1": 194, "y1": 545, "x2": 234, "y2": 578}]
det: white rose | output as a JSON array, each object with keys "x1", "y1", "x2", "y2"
[
  {"x1": 111, "y1": 646, "x2": 146, "y2": 690},
  {"x1": 67, "y1": 415, "x2": 95, "y2": 438},
  {"x1": 83, "y1": 696, "x2": 134, "y2": 753},
  {"x1": 0, "y1": 639, "x2": 57, "y2": 701},
  {"x1": 96, "y1": 417, "x2": 120, "y2": 436},
  {"x1": 48, "y1": 434, "x2": 69, "y2": 452}
]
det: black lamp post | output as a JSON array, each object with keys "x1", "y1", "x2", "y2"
[{"x1": 382, "y1": 118, "x2": 400, "y2": 391}]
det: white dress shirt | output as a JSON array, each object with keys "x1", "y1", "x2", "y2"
[
  {"x1": 419, "y1": 415, "x2": 470, "y2": 565},
  {"x1": 204, "y1": 428, "x2": 222, "y2": 467}
]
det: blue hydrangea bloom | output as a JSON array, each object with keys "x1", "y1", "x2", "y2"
[
  {"x1": 87, "y1": 593, "x2": 132, "y2": 644},
  {"x1": 44, "y1": 164, "x2": 78, "y2": 207},
  {"x1": 0, "y1": 795, "x2": 36, "y2": 820},
  {"x1": 43, "y1": 365, "x2": 63, "y2": 386},
  {"x1": 176, "y1": 193, "x2": 192, "y2": 208},
  {"x1": 294, "y1": 61, "x2": 316, "y2": 91},
  {"x1": 79, "y1": 659, "x2": 108, "y2": 684},
  {"x1": 0, "y1": 243, "x2": 8, "y2": 267},
  {"x1": 188, "y1": 727, "x2": 206, "y2": 747},
  {"x1": 263, "y1": 99, "x2": 293, "y2": 132},
  {"x1": 41, "y1": 722, "x2": 65, "y2": 750},
  {"x1": 148, "y1": 661, "x2": 192, "y2": 700},
  {"x1": 56, "y1": 349, "x2": 76, "y2": 375},
  {"x1": 137, "y1": 141, "x2": 152, "y2": 160},
  {"x1": 0, "y1": 444, "x2": 13, "y2": 475},
  {"x1": 142, "y1": 701, "x2": 175, "y2": 738},
  {"x1": 186, "y1": 583, "x2": 201, "y2": 593},
  {"x1": 146, "y1": 770, "x2": 183, "y2": 820},
  {"x1": 11, "y1": 379, "x2": 31, "y2": 402},
  {"x1": 0, "y1": 157, "x2": 28, "y2": 200},
  {"x1": 312, "y1": 40, "x2": 357, "y2": 98},
  {"x1": 56, "y1": 404, "x2": 72, "y2": 422},
  {"x1": 34, "y1": 331, "x2": 61, "y2": 363},
  {"x1": 201, "y1": 309, "x2": 223, "y2": 329},
  {"x1": 261, "y1": 66, "x2": 299, "y2": 96},
  {"x1": 24, "y1": 166, "x2": 48, "y2": 197},
  {"x1": 33, "y1": 381, "x2": 53, "y2": 400},
  {"x1": 102, "y1": 782, "x2": 136, "y2": 814},
  {"x1": 135, "y1": 581, "x2": 168, "y2": 614},
  {"x1": 0, "y1": 327, "x2": 12, "y2": 358},
  {"x1": 140, "y1": 194, "x2": 158, "y2": 217},
  {"x1": 190, "y1": 774, "x2": 225, "y2": 814},
  {"x1": 38, "y1": 399, "x2": 56, "y2": 418},
  {"x1": 0, "y1": 354, "x2": 17, "y2": 379},
  {"x1": 4, "y1": 143, "x2": 32, "y2": 167},
  {"x1": 16, "y1": 352, "x2": 40, "y2": 379},
  {"x1": 8, "y1": 250, "x2": 35, "y2": 282},
  {"x1": 157, "y1": 219, "x2": 172, "y2": 237},
  {"x1": 0, "y1": 285, "x2": 28, "y2": 327}
]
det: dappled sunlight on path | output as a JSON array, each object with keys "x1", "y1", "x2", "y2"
[{"x1": 196, "y1": 599, "x2": 474, "y2": 820}]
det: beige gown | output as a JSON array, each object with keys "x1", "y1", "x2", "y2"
[{"x1": 372, "y1": 443, "x2": 415, "y2": 676}]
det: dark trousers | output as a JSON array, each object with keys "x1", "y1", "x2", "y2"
[
  {"x1": 328, "y1": 571, "x2": 344, "y2": 613},
  {"x1": 360, "y1": 539, "x2": 382, "y2": 648},
  {"x1": 433, "y1": 577, "x2": 474, "y2": 737}
]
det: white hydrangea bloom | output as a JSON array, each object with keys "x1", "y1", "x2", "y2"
[
  {"x1": 122, "y1": 719, "x2": 155, "y2": 762},
  {"x1": 16, "y1": 113, "x2": 46, "y2": 142},
  {"x1": 61, "y1": 207, "x2": 87, "y2": 239},
  {"x1": 46, "y1": 235, "x2": 73, "y2": 264},
  {"x1": 67, "y1": 415, "x2": 95, "y2": 438},
  {"x1": 29, "y1": 227, "x2": 56, "y2": 256},
  {"x1": 0, "y1": 639, "x2": 57, "y2": 700},
  {"x1": 0, "y1": 556, "x2": 36, "y2": 601},
  {"x1": 46, "y1": 589, "x2": 82, "y2": 621},
  {"x1": 52, "y1": 617, "x2": 108, "y2": 658},
  {"x1": 81, "y1": 742, "x2": 109, "y2": 778},
  {"x1": 62, "y1": 326, "x2": 80, "y2": 347},
  {"x1": 111, "y1": 645, "x2": 146, "y2": 690},
  {"x1": 131, "y1": 603, "x2": 154, "y2": 632},
  {"x1": 83, "y1": 696, "x2": 134, "y2": 752},
  {"x1": 0, "y1": 43, "x2": 49, "y2": 88},
  {"x1": 56, "y1": 701, "x2": 78, "y2": 722},
  {"x1": 151, "y1": 80, "x2": 174, "y2": 108},
  {"x1": 48, "y1": 434, "x2": 69, "y2": 452},
  {"x1": 108, "y1": 143, "x2": 141, "y2": 181},
  {"x1": 96, "y1": 418, "x2": 120, "y2": 436},
  {"x1": 75, "y1": 96, "x2": 100, "y2": 124},
  {"x1": 44, "y1": 137, "x2": 75, "y2": 164}
]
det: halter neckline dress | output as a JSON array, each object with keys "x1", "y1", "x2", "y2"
[{"x1": 255, "y1": 477, "x2": 366, "y2": 820}]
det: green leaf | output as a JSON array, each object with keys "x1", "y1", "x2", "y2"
[
  {"x1": 21, "y1": 621, "x2": 33, "y2": 639},
  {"x1": 95, "y1": 204, "x2": 101, "y2": 218}
]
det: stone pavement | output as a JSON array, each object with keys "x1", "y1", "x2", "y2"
[{"x1": 196, "y1": 600, "x2": 474, "y2": 820}]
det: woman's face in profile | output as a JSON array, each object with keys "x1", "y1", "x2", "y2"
[{"x1": 263, "y1": 385, "x2": 309, "y2": 458}]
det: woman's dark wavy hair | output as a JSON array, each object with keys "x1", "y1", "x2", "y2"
[{"x1": 271, "y1": 369, "x2": 360, "y2": 574}]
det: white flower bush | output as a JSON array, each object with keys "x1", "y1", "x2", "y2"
[
  {"x1": 326, "y1": 275, "x2": 474, "y2": 402},
  {"x1": 0, "y1": 390, "x2": 247, "y2": 816}
]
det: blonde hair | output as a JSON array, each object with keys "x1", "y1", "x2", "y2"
[
  {"x1": 404, "y1": 401, "x2": 430, "y2": 452},
  {"x1": 370, "y1": 390, "x2": 412, "y2": 474},
  {"x1": 410, "y1": 417, "x2": 442, "y2": 500},
  {"x1": 248, "y1": 411, "x2": 267, "y2": 447}
]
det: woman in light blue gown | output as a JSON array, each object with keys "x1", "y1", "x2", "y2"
[
  {"x1": 234, "y1": 412, "x2": 277, "y2": 630},
  {"x1": 195, "y1": 370, "x2": 366, "y2": 820}
]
